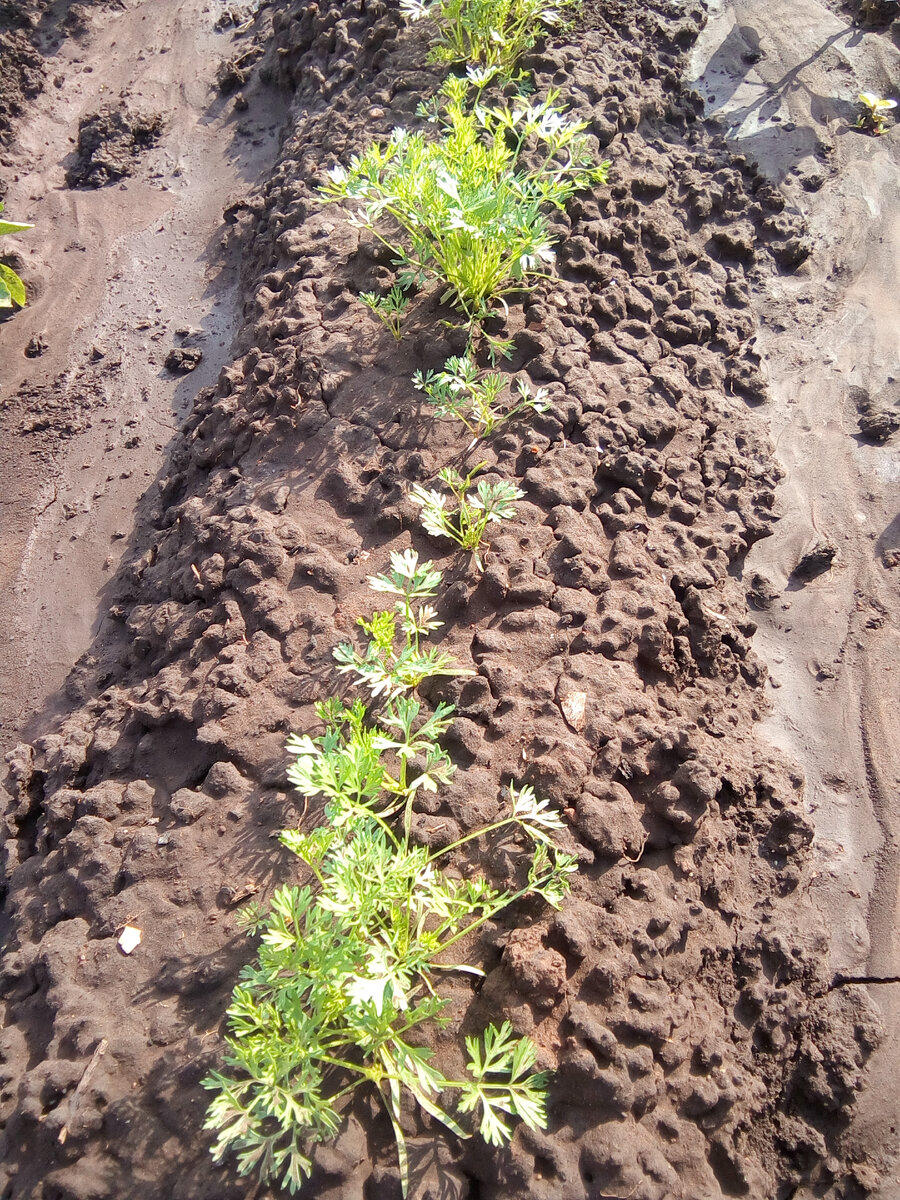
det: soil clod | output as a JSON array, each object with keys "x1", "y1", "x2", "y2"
[
  {"x1": 66, "y1": 104, "x2": 164, "y2": 188},
  {"x1": 792, "y1": 542, "x2": 838, "y2": 583}
]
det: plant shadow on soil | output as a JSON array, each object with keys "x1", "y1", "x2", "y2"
[{"x1": 690, "y1": 17, "x2": 874, "y2": 186}]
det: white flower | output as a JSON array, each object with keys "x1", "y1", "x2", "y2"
[
  {"x1": 519, "y1": 243, "x2": 556, "y2": 271},
  {"x1": 538, "y1": 109, "x2": 571, "y2": 138}
]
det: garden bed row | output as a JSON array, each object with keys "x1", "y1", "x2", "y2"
[{"x1": 0, "y1": 1, "x2": 880, "y2": 1197}]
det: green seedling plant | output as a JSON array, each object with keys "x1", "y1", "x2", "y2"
[
  {"x1": 205, "y1": 550, "x2": 580, "y2": 1193},
  {"x1": 0, "y1": 204, "x2": 33, "y2": 309},
  {"x1": 320, "y1": 75, "x2": 609, "y2": 339},
  {"x1": 204, "y1": 686, "x2": 577, "y2": 1195},
  {"x1": 359, "y1": 283, "x2": 412, "y2": 340},
  {"x1": 411, "y1": 463, "x2": 524, "y2": 570},
  {"x1": 333, "y1": 548, "x2": 474, "y2": 699},
  {"x1": 414, "y1": 353, "x2": 549, "y2": 439},
  {"x1": 401, "y1": 0, "x2": 580, "y2": 75},
  {"x1": 856, "y1": 91, "x2": 897, "y2": 135}
]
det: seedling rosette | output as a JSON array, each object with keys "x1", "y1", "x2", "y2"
[
  {"x1": 321, "y1": 76, "x2": 609, "y2": 338},
  {"x1": 413, "y1": 353, "x2": 549, "y2": 438},
  {"x1": 401, "y1": 0, "x2": 581, "y2": 75},
  {"x1": 856, "y1": 91, "x2": 897, "y2": 135},
  {"x1": 411, "y1": 462, "x2": 525, "y2": 570}
]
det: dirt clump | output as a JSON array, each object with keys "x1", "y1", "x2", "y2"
[
  {"x1": 851, "y1": 382, "x2": 900, "y2": 443},
  {"x1": 166, "y1": 346, "x2": 204, "y2": 373},
  {"x1": 0, "y1": 1, "x2": 883, "y2": 1198},
  {"x1": 66, "y1": 104, "x2": 165, "y2": 188}
]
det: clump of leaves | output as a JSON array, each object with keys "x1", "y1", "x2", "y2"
[
  {"x1": 321, "y1": 75, "x2": 609, "y2": 331},
  {"x1": 359, "y1": 283, "x2": 412, "y2": 340},
  {"x1": 856, "y1": 91, "x2": 897, "y2": 135},
  {"x1": 0, "y1": 203, "x2": 33, "y2": 309},
  {"x1": 286, "y1": 694, "x2": 457, "y2": 838},
  {"x1": 402, "y1": 0, "x2": 580, "y2": 75},
  {"x1": 411, "y1": 463, "x2": 524, "y2": 570},
  {"x1": 204, "y1": 694, "x2": 576, "y2": 1195},
  {"x1": 333, "y1": 548, "x2": 474, "y2": 700},
  {"x1": 414, "y1": 353, "x2": 549, "y2": 439}
]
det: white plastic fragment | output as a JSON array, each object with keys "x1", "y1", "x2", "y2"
[
  {"x1": 560, "y1": 690, "x2": 587, "y2": 732},
  {"x1": 118, "y1": 925, "x2": 142, "y2": 955}
]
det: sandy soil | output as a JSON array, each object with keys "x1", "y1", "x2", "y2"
[
  {"x1": 0, "y1": 0, "x2": 287, "y2": 754},
  {"x1": 0, "y1": 0, "x2": 898, "y2": 1197},
  {"x1": 690, "y1": 5, "x2": 900, "y2": 1192}
]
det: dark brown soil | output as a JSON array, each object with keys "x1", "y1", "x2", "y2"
[
  {"x1": 0, "y1": 2, "x2": 885, "y2": 1199},
  {"x1": 0, "y1": 1, "x2": 110, "y2": 155},
  {"x1": 0, "y1": 3, "x2": 47, "y2": 156}
]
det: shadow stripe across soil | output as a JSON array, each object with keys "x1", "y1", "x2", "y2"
[{"x1": 0, "y1": 1, "x2": 881, "y2": 1198}]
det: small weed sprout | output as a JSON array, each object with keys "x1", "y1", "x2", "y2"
[
  {"x1": 321, "y1": 76, "x2": 609, "y2": 332},
  {"x1": 856, "y1": 91, "x2": 897, "y2": 135},
  {"x1": 333, "y1": 549, "x2": 474, "y2": 699},
  {"x1": 359, "y1": 284, "x2": 412, "y2": 340},
  {"x1": 402, "y1": 0, "x2": 581, "y2": 75},
  {"x1": 414, "y1": 353, "x2": 549, "y2": 439},
  {"x1": 0, "y1": 204, "x2": 33, "y2": 309},
  {"x1": 411, "y1": 463, "x2": 524, "y2": 570}
]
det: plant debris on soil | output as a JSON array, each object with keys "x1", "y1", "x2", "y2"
[{"x1": 0, "y1": 1, "x2": 889, "y2": 1199}]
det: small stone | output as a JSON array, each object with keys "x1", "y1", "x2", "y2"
[
  {"x1": 165, "y1": 346, "x2": 203, "y2": 372},
  {"x1": 747, "y1": 571, "x2": 779, "y2": 609},
  {"x1": 560, "y1": 690, "x2": 587, "y2": 732}
]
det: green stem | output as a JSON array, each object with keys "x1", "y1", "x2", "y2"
[
  {"x1": 319, "y1": 1055, "x2": 371, "y2": 1075},
  {"x1": 354, "y1": 803, "x2": 403, "y2": 850},
  {"x1": 427, "y1": 816, "x2": 517, "y2": 863},
  {"x1": 300, "y1": 857, "x2": 327, "y2": 890},
  {"x1": 437, "y1": 867, "x2": 559, "y2": 954}
]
